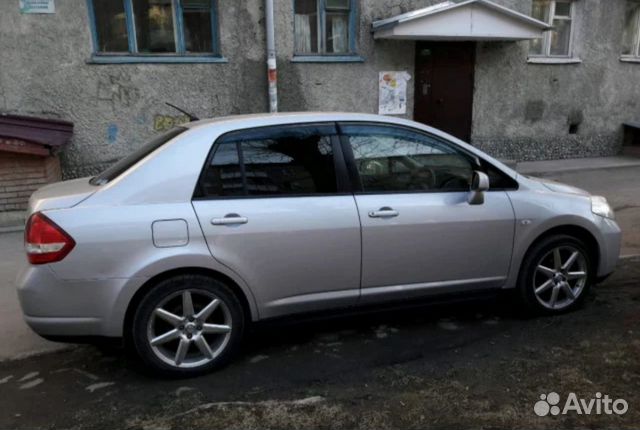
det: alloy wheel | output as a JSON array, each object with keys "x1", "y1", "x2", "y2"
[
  {"x1": 146, "y1": 289, "x2": 232, "y2": 368},
  {"x1": 533, "y1": 246, "x2": 588, "y2": 310}
]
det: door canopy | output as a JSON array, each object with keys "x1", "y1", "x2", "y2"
[{"x1": 372, "y1": 0, "x2": 551, "y2": 41}]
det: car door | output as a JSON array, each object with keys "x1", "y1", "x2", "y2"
[
  {"x1": 339, "y1": 122, "x2": 515, "y2": 303},
  {"x1": 192, "y1": 123, "x2": 361, "y2": 319}
]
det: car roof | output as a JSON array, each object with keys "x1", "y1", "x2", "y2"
[
  {"x1": 180, "y1": 111, "x2": 520, "y2": 181},
  {"x1": 183, "y1": 112, "x2": 421, "y2": 131}
]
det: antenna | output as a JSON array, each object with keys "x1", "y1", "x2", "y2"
[{"x1": 165, "y1": 102, "x2": 200, "y2": 121}]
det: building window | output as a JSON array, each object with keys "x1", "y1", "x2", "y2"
[
  {"x1": 87, "y1": 0, "x2": 221, "y2": 62},
  {"x1": 622, "y1": 0, "x2": 640, "y2": 58},
  {"x1": 529, "y1": 0, "x2": 574, "y2": 57},
  {"x1": 294, "y1": 0, "x2": 356, "y2": 57}
]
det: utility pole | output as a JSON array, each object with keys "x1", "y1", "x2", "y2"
[{"x1": 265, "y1": 0, "x2": 278, "y2": 113}]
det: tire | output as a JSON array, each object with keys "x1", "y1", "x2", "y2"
[
  {"x1": 131, "y1": 274, "x2": 245, "y2": 377},
  {"x1": 517, "y1": 234, "x2": 594, "y2": 315}
]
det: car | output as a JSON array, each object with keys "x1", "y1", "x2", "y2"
[{"x1": 17, "y1": 112, "x2": 621, "y2": 376}]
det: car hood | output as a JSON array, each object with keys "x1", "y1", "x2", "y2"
[
  {"x1": 524, "y1": 175, "x2": 591, "y2": 196},
  {"x1": 28, "y1": 177, "x2": 97, "y2": 215}
]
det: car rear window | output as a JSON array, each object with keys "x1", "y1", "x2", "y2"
[{"x1": 90, "y1": 127, "x2": 186, "y2": 186}]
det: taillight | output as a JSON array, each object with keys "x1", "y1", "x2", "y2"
[{"x1": 25, "y1": 212, "x2": 75, "y2": 265}]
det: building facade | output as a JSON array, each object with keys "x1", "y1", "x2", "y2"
[{"x1": 0, "y1": 0, "x2": 639, "y2": 180}]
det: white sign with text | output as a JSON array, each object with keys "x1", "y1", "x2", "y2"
[{"x1": 19, "y1": 0, "x2": 55, "y2": 14}]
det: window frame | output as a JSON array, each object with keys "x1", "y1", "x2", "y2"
[
  {"x1": 337, "y1": 122, "x2": 518, "y2": 195},
  {"x1": 86, "y1": 0, "x2": 225, "y2": 64},
  {"x1": 528, "y1": 0, "x2": 576, "y2": 60},
  {"x1": 292, "y1": 0, "x2": 363, "y2": 63},
  {"x1": 621, "y1": 0, "x2": 640, "y2": 60},
  {"x1": 193, "y1": 123, "x2": 352, "y2": 200}
]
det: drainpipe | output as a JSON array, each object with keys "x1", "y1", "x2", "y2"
[{"x1": 265, "y1": 0, "x2": 278, "y2": 113}]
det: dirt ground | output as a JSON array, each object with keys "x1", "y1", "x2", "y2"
[{"x1": 0, "y1": 258, "x2": 638, "y2": 429}]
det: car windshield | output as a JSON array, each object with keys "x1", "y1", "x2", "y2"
[{"x1": 90, "y1": 127, "x2": 187, "y2": 186}]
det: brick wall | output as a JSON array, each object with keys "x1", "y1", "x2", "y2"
[{"x1": 0, "y1": 151, "x2": 61, "y2": 212}]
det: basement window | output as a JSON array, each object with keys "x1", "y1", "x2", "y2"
[
  {"x1": 621, "y1": 0, "x2": 640, "y2": 62},
  {"x1": 292, "y1": 0, "x2": 363, "y2": 62},
  {"x1": 87, "y1": 0, "x2": 225, "y2": 63},
  {"x1": 528, "y1": 0, "x2": 579, "y2": 62}
]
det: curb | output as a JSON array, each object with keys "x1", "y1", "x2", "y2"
[{"x1": 518, "y1": 162, "x2": 640, "y2": 177}]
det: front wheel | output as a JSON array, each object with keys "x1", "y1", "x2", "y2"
[
  {"x1": 517, "y1": 234, "x2": 594, "y2": 314},
  {"x1": 131, "y1": 275, "x2": 245, "y2": 377}
]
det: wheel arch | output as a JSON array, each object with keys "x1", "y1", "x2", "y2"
[
  {"x1": 520, "y1": 224, "x2": 600, "y2": 277},
  {"x1": 122, "y1": 267, "x2": 256, "y2": 340}
]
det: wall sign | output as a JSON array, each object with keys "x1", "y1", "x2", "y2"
[
  {"x1": 19, "y1": 0, "x2": 55, "y2": 14},
  {"x1": 378, "y1": 71, "x2": 411, "y2": 115}
]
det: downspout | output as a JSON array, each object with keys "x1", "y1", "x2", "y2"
[{"x1": 265, "y1": 0, "x2": 278, "y2": 113}]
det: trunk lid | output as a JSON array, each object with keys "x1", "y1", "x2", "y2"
[{"x1": 28, "y1": 177, "x2": 97, "y2": 215}]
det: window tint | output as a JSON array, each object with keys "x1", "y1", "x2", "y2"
[
  {"x1": 199, "y1": 125, "x2": 338, "y2": 197},
  {"x1": 90, "y1": 127, "x2": 186, "y2": 186},
  {"x1": 343, "y1": 125, "x2": 474, "y2": 193},
  {"x1": 482, "y1": 161, "x2": 519, "y2": 190}
]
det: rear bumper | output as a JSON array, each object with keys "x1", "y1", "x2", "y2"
[{"x1": 16, "y1": 264, "x2": 140, "y2": 338}]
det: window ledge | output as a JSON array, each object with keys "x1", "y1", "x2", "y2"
[
  {"x1": 527, "y1": 57, "x2": 582, "y2": 65},
  {"x1": 291, "y1": 55, "x2": 365, "y2": 63},
  {"x1": 620, "y1": 56, "x2": 640, "y2": 63},
  {"x1": 87, "y1": 55, "x2": 228, "y2": 64}
]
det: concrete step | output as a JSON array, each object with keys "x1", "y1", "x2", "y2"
[{"x1": 0, "y1": 211, "x2": 25, "y2": 232}]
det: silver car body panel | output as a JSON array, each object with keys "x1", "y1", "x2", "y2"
[
  {"x1": 15, "y1": 112, "x2": 621, "y2": 338},
  {"x1": 192, "y1": 196, "x2": 362, "y2": 319},
  {"x1": 355, "y1": 191, "x2": 515, "y2": 292},
  {"x1": 28, "y1": 177, "x2": 97, "y2": 214}
]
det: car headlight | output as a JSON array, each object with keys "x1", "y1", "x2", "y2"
[{"x1": 591, "y1": 196, "x2": 615, "y2": 219}]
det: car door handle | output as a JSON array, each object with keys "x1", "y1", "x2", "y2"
[
  {"x1": 368, "y1": 207, "x2": 399, "y2": 218},
  {"x1": 211, "y1": 214, "x2": 248, "y2": 226}
]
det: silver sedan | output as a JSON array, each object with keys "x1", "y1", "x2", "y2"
[{"x1": 17, "y1": 113, "x2": 621, "y2": 376}]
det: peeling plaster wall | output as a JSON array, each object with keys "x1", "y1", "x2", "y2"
[
  {"x1": 0, "y1": 0, "x2": 270, "y2": 178},
  {"x1": 0, "y1": 0, "x2": 637, "y2": 177},
  {"x1": 472, "y1": 0, "x2": 639, "y2": 161},
  {"x1": 0, "y1": 0, "x2": 420, "y2": 178}
]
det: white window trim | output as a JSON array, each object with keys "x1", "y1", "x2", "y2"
[
  {"x1": 528, "y1": 0, "x2": 581, "y2": 63},
  {"x1": 527, "y1": 57, "x2": 582, "y2": 64},
  {"x1": 620, "y1": 2, "x2": 640, "y2": 62}
]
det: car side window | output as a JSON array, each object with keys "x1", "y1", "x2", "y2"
[
  {"x1": 198, "y1": 124, "x2": 338, "y2": 197},
  {"x1": 342, "y1": 124, "x2": 474, "y2": 193}
]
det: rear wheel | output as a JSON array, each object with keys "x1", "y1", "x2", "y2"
[
  {"x1": 131, "y1": 275, "x2": 244, "y2": 377},
  {"x1": 517, "y1": 234, "x2": 594, "y2": 314}
]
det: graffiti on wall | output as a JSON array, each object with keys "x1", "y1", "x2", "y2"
[
  {"x1": 107, "y1": 124, "x2": 118, "y2": 144},
  {"x1": 153, "y1": 114, "x2": 190, "y2": 132},
  {"x1": 97, "y1": 72, "x2": 141, "y2": 110}
]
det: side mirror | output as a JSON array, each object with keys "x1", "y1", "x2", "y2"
[{"x1": 468, "y1": 171, "x2": 490, "y2": 205}]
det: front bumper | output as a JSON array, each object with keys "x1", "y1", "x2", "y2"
[
  {"x1": 16, "y1": 264, "x2": 138, "y2": 338},
  {"x1": 596, "y1": 216, "x2": 622, "y2": 277}
]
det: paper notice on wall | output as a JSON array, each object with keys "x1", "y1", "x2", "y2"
[
  {"x1": 378, "y1": 71, "x2": 411, "y2": 115},
  {"x1": 19, "y1": 0, "x2": 55, "y2": 14}
]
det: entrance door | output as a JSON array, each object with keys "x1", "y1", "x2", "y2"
[{"x1": 414, "y1": 42, "x2": 475, "y2": 142}]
